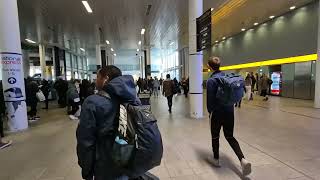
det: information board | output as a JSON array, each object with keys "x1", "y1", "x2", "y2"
[{"x1": 196, "y1": 9, "x2": 212, "y2": 52}]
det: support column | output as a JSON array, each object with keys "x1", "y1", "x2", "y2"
[
  {"x1": 22, "y1": 49, "x2": 30, "y2": 78},
  {"x1": 315, "y1": 1, "x2": 320, "y2": 108},
  {"x1": 145, "y1": 48, "x2": 151, "y2": 78},
  {"x1": 188, "y1": 0, "x2": 203, "y2": 119},
  {"x1": 0, "y1": 0, "x2": 28, "y2": 131},
  {"x1": 39, "y1": 44, "x2": 47, "y2": 80}
]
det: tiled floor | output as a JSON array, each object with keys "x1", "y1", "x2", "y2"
[{"x1": 1, "y1": 94, "x2": 320, "y2": 180}]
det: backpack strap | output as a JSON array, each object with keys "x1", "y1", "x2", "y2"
[{"x1": 97, "y1": 90, "x2": 111, "y2": 99}]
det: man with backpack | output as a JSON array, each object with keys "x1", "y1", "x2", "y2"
[
  {"x1": 76, "y1": 66, "x2": 162, "y2": 180},
  {"x1": 206, "y1": 57, "x2": 251, "y2": 176}
]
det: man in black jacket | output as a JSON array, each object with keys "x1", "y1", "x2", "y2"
[{"x1": 76, "y1": 66, "x2": 141, "y2": 180}]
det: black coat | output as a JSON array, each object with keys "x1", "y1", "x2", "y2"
[{"x1": 76, "y1": 76, "x2": 141, "y2": 180}]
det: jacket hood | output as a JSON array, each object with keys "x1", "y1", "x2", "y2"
[{"x1": 104, "y1": 75, "x2": 141, "y2": 105}]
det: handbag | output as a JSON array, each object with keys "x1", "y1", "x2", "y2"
[{"x1": 36, "y1": 90, "x2": 46, "y2": 102}]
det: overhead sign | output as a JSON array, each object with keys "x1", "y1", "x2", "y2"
[{"x1": 196, "y1": 9, "x2": 212, "y2": 52}]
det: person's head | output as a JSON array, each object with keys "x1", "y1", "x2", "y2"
[
  {"x1": 207, "y1": 57, "x2": 221, "y2": 72},
  {"x1": 166, "y1": 74, "x2": 170, "y2": 79},
  {"x1": 96, "y1": 65, "x2": 122, "y2": 90}
]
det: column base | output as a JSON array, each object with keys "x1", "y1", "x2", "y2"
[{"x1": 189, "y1": 93, "x2": 203, "y2": 119}]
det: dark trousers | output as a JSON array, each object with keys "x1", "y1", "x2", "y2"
[
  {"x1": 58, "y1": 94, "x2": 67, "y2": 107},
  {"x1": 0, "y1": 114, "x2": 4, "y2": 137},
  {"x1": 210, "y1": 111, "x2": 245, "y2": 161},
  {"x1": 68, "y1": 100, "x2": 80, "y2": 115},
  {"x1": 167, "y1": 95, "x2": 173, "y2": 110},
  {"x1": 235, "y1": 100, "x2": 242, "y2": 107},
  {"x1": 28, "y1": 102, "x2": 38, "y2": 117},
  {"x1": 44, "y1": 94, "x2": 49, "y2": 109}
]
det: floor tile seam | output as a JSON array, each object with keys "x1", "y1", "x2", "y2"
[{"x1": 237, "y1": 137, "x2": 316, "y2": 180}]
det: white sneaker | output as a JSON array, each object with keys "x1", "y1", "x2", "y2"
[
  {"x1": 207, "y1": 157, "x2": 220, "y2": 167},
  {"x1": 0, "y1": 140, "x2": 12, "y2": 150},
  {"x1": 69, "y1": 115, "x2": 79, "y2": 121},
  {"x1": 241, "y1": 158, "x2": 252, "y2": 176}
]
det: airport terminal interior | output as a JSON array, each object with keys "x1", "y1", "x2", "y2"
[{"x1": 1, "y1": 0, "x2": 320, "y2": 179}]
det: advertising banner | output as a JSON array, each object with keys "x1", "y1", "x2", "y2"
[{"x1": 1, "y1": 52, "x2": 28, "y2": 131}]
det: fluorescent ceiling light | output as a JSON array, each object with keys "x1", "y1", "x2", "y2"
[
  {"x1": 241, "y1": 28, "x2": 246, "y2": 32},
  {"x1": 222, "y1": 37, "x2": 226, "y2": 40},
  {"x1": 169, "y1": 42, "x2": 174, "y2": 45},
  {"x1": 290, "y1": 6, "x2": 296, "y2": 10},
  {"x1": 210, "y1": 8, "x2": 214, "y2": 11},
  {"x1": 114, "y1": 53, "x2": 117, "y2": 56},
  {"x1": 138, "y1": 41, "x2": 141, "y2": 45},
  {"x1": 111, "y1": 48, "x2": 114, "y2": 52},
  {"x1": 80, "y1": 48, "x2": 85, "y2": 52},
  {"x1": 106, "y1": 40, "x2": 110, "y2": 44},
  {"x1": 137, "y1": 49, "x2": 140, "y2": 52},
  {"x1": 82, "y1": 1, "x2": 93, "y2": 13},
  {"x1": 141, "y1": 28, "x2": 145, "y2": 35},
  {"x1": 25, "y1": 39, "x2": 36, "y2": 44},
  {"x1": 269, "y1": 15, "x2": 275, "y2": 19},
  {"x1": 254, "y1": 22, "x2": 259, "y2": 26}
]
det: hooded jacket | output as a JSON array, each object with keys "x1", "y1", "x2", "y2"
[{"x1": 76, "y1": 75, "x2": 141, "y2": 180}]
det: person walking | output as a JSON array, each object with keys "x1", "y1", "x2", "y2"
[
  {"x1": 162, "y1": 74, "x2": 175, "y2": 113},
  {"x1": 206, "y1": 57, "x2": 251, "y2": 176},
  {"x1": 260, "y1": 74, "x2": 270, "y2": 101},
  {"x1": 67, "y1": 80, "x2": 81, "y2": 120},
  {"x1": 40, "y1": 79, "x2": 50, "y2": 109},
  {"x1": 181, "y1": 77, "x2": 189, "y2": 98},
  {"x1": 153, "y1": 77, "x2": 160, "y2": 97},
  {"x1": 76, "y1": 66, "x2": 142, "y2": 180},
  {"x1": 148, "y1": 77, "x2": 154, "y2": 96},
  {"x1": 26, "y1": 77, "x2": 40, "y2": 122},
  {"x1": 250, "y1": 72, "x2": 256, "y2": 99},
  {"x1": 54, "y1": 77, "x2": 68, "y2": 108},
  {"x1": 244, "y1": 74, "x2": 252, "y2": 101}
]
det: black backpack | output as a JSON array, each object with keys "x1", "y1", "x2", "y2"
[{"x1": 98, "y1": 91, "x2": 163, "y2": 177}]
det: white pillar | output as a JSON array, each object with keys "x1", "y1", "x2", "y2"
[
  {"x1": 0, "y1": 0, "x2": 28, "y2": 131},
  {"x1": 189, "y1": 0, "x2": 203, "y2": 119},
  {"x1": 39, "y1": 44, "x2": 47, "y2": 80}
]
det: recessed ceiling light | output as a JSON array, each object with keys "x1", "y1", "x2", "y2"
[
  {"x1": 111, "y1": 48, "x2": 114, "y2": 52},
  {"x1": 137, "y1": 49, "x2": 140, "y2": 52},
  {"x1": 254, "y1": 22, "x2": 259, "y2": 26},
  {"x1": 141, "y1": 28, "x2": 145, "y2": 35},
  {"x1": 25, "y1": 39, "x2": 36, "y2": 44},
  {"x1": 106, "y1": 40, "x2": 110, "y2": 44},
  {"x1": 269, "y1": 15, "x2": 275, "y2": 19},
  {"x1": 290, "y1": 6, "x2": 296, "y2": 10},
  {"x1": 80, "y1": 48, "x2": 85, "y2": 52},
  {"x1": 81, "y1": 1, "x2": 93, "y2": 13},
  {"x1": 215, "y1": 40, "x2": 219, "y2": 43},
  {"x1": 138, "y1": 41, "x2": 141, "y2": 45},
  {"x1": 241, "y1": 28, "x2": 246, "y2": 32},
  {"x1": 210, "y1": 8, "x2": 214, "y2": 11},
  {"x1": 114, "y1": 53, "x2": 117, "y2": 56},
  {"x1": 222, "y1": 37, "x2": 226, "y2": 40}
]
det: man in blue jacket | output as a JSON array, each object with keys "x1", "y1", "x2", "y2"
[
  {"x1": 206, "y1": 57, "x2": 251, "y2": 176},
  {"x1": 76, "y1": 66, "x2": 141, "y2": 180}
]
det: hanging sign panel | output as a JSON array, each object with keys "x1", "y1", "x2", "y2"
[{"x1": 196, "y1": 9, "x2": 212, "y2": 52}]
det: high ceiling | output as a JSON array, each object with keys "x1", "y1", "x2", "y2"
[
  {"x1": 17, "y1": 0, "x2": 227, "y2": 63},
  {"x1": 16, "y1": 0, "x2": 315, "y2": 64}
]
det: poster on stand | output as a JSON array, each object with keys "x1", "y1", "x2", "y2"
[{"x1": 1, "y1": 52, "x2": 28, "y2": 131}]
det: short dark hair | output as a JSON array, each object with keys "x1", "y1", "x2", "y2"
[
  {"x1": 166, "y1": 74, "x2": 170, "y2": 79},
  {"x1": 98, "y1": 65, "x2": 122, "y2": 81},
  {"x1": 208, "y1": 57, "x2": 221, "y2": 71}
]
